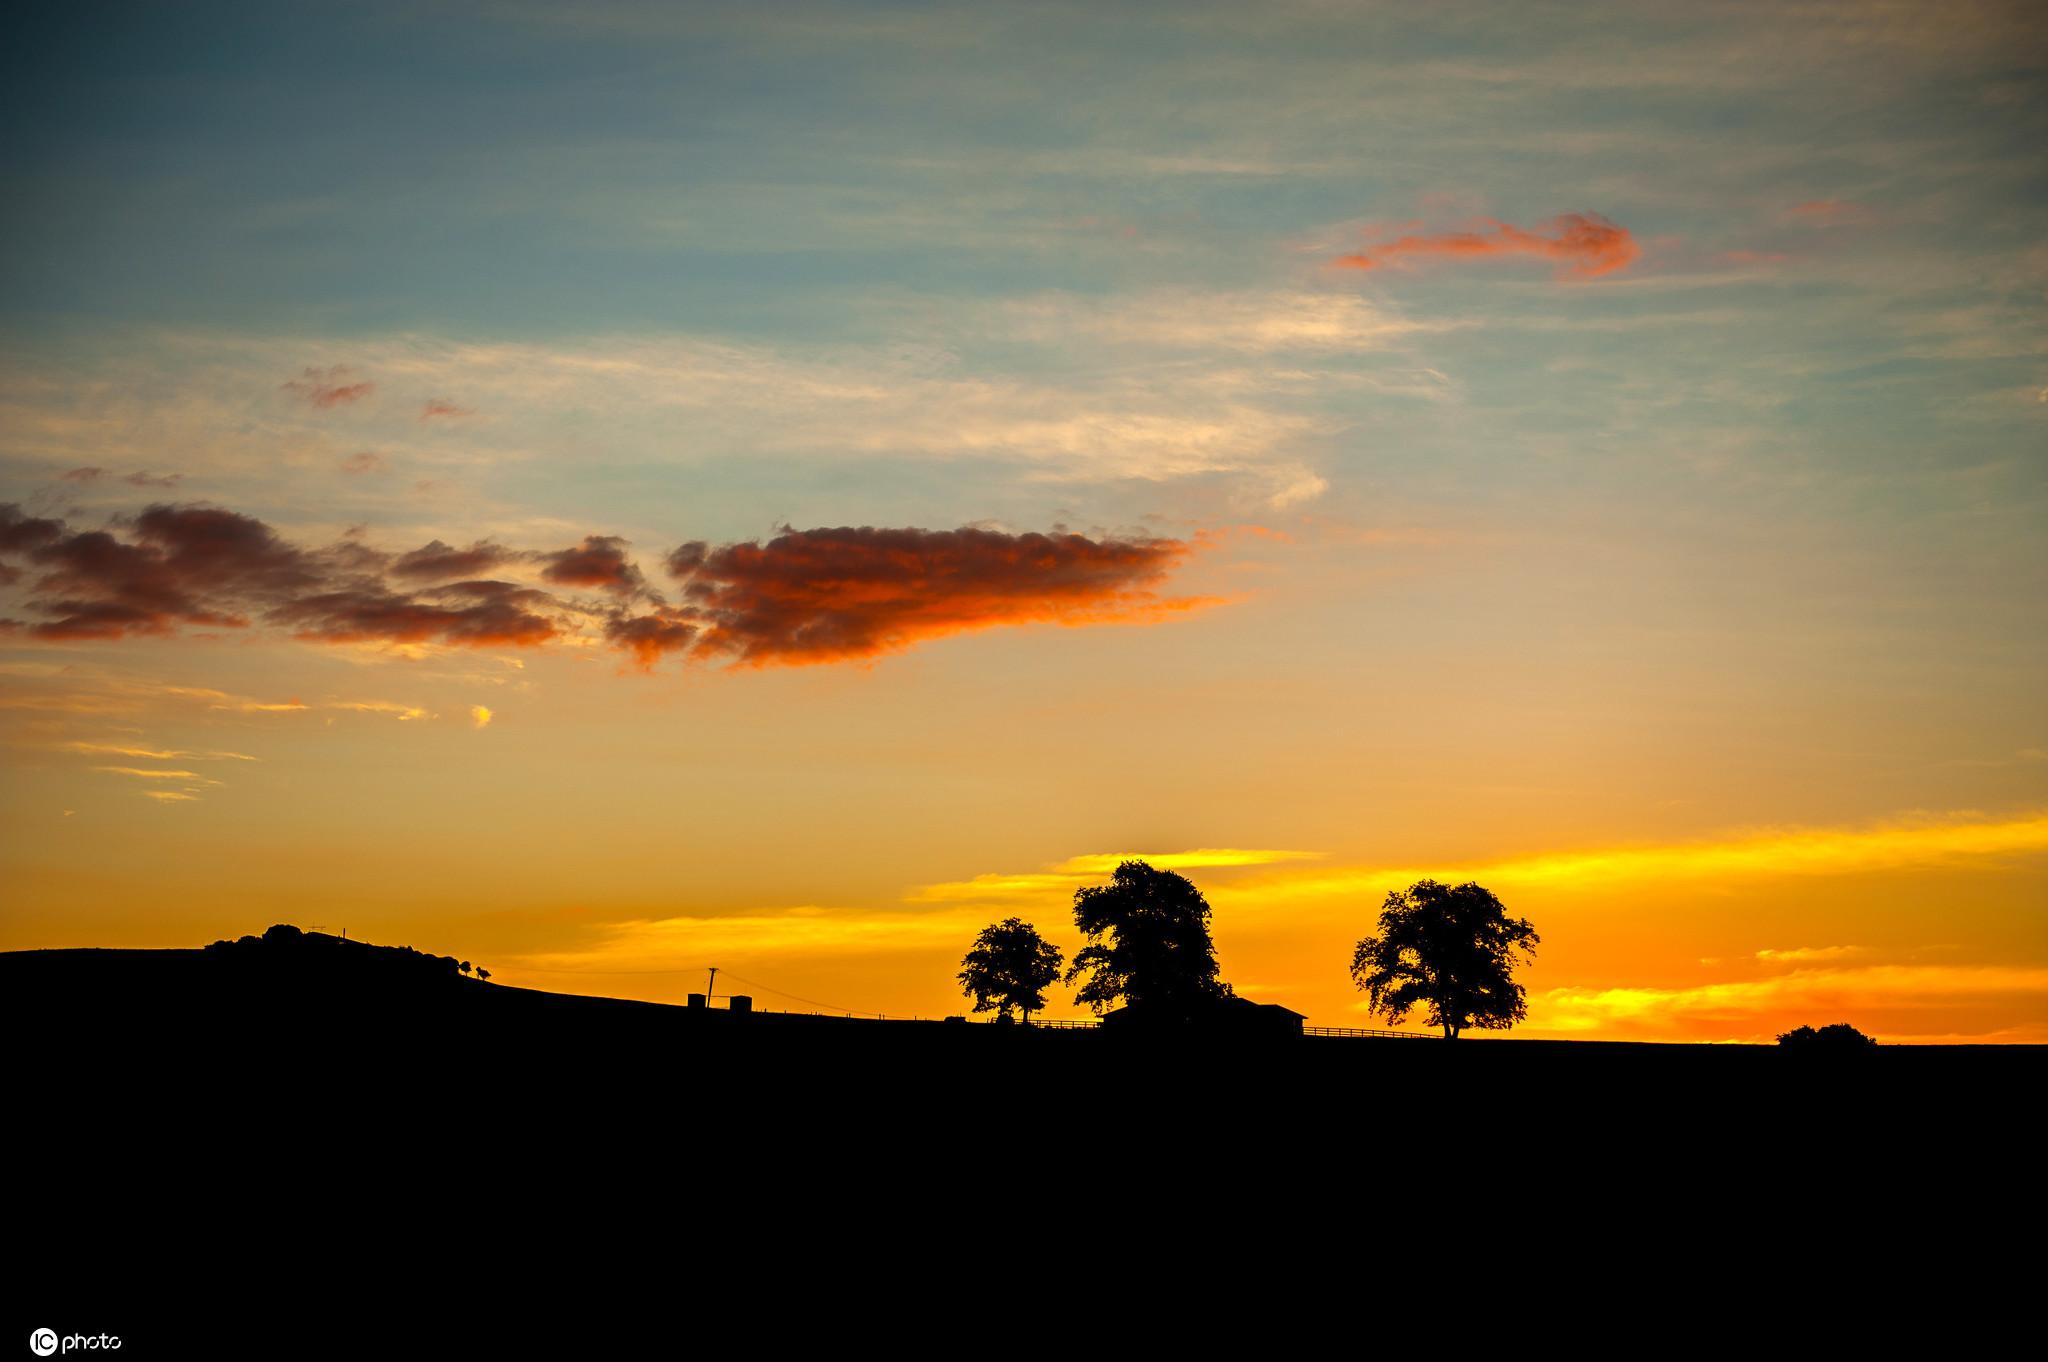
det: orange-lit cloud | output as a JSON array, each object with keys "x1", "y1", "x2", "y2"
[
  {"x1": 1755, "y1": 945, "x2": 1865, "y2": 965},
  {"x1": 92, "y1": 766, "x2": 219, "y2": 782},
  {"x1": 517, "y1": 907, "x2": 983, "y2": 969},
  {"x1": 916, "y1": 812, "x2": 2048, "y2": 914},
  {"x1": 1212, "y1": 809, "x2": 2048, "y2": 910},
  {"x1": 282, "y1": 365, "x2": 374, "y2": 408},
  {"x1": 648, "y1": 525, "x2": 1209, "y2": 667},
  {"x1": 1532, "y1": 965, "x2": 2048, "y2": 1042},
  {"x1": 274, "y1": 581, "x2": 561, "y2": 649},
  {"x1": 604, "y1": 607, "x2": 697, "y2": 667},
  {"x1": 2, "y1": 504, "x2": 1209, "y2": 667},
  {"x1": 1788, "y1": 199, "x2": 1873, "y2": 226},
  {"x1": 419, "y1": 399, "x2": 472, "y2": 420},
  {"x1": 541, "y1": 535, "x2": 647, "y2": 596},
  {"x1": 331, "y1": 700, "x2": 431, "y2": 721},
  {"x1": 910, "y1": 847, "x2": 1323, "y2": 903},
  {"x1": 389, "y1": 539, "x2": 522, "y2": 581},
  {"x1": 66, "y1": 742, "x2": 257, "y2": 761},
  {"x1": 1334, "y1": 212, "x2": 1638, "y2": 279}
]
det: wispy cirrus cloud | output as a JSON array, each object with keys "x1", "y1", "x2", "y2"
[
  {"x1": 0, "y1": 665, "x2": 444, "y2": 727},
  {"x1": 1787, "y1": 199, "x2": 1875, "y2": 227},
  {"x1": 92, "y1": 765, "x2": 220, "y2": 783},
  {"x1": 911, "y1": 847, "x2": 1324, "y2": 904},
  {"x1": 282, "y1": 365, "x2": 375, "y2": 409},
  {"x1": 0, "y1": 328, "x2": 1358, "y2": 510},
  {"x1": 1755, "y1": 944, "x2": 1867, "y2": 965},
  {"x1": 65, "y1": 741, "x2": 257, "y2": 761},
  {"x1": 1333, "y1": 212, "x2": 1639, "y2": 279}
]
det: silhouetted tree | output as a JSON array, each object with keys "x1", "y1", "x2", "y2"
[
  {"x1": 958, "y1": 919, "x2": 1064, "y2": 1024},
  {"x1": 459, "y1": 960, "x2": 472, "y2": 976},
  {"x1": 1350, "y1": 880, "x2": 1538, "y2": 1038},
  {"x1": 476, "y1": 967, "x2": 491, "y2": 983},
  {"x1": 1065, "y1": 861, "x2": 1231, "y2": 1015},
  {"x1": 1778, "y1": 1022, "x2": 1877, "y2": 1050}
]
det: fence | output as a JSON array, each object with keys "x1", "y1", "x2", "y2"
[
  {"x1": 751, "y1": 1013, "x2": 1437, "y2": 1037},
  {"x1": 1020, "y1": 1020, "x2": 1437, "y2": 1037},
  {"x1": 1303, "y1": 1025, "x2": 1438, "y2": 1040}
]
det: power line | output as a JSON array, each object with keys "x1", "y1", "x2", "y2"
[
  {"x1": 512, "y1": 964, "x2": 715, "y2": 976},
  {"x1": 508, "y1": 962, "x2": 891, "y2": 1018},
  {"x1": 716, "y1": 970, "x2": 890, "y2": 1019}
]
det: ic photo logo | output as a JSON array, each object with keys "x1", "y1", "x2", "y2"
[{"x1": 28, "y1": 1333, "x2": 119, "y2": 1356}]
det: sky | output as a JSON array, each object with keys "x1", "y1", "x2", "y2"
[{"x1": 2, "y1": 0, "x2": 2044, "y2": 1042}]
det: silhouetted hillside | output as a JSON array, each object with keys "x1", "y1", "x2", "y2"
[
  {"x1": 6, "y1": 925, "x2": 2039, "y2": 1265},
  {"x1": 8, "y1": 926, "x2": 2039, "y2": 1089}
]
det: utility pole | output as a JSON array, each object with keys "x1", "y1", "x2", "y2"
[{"x1": 706, "y1": 966, "x2": 718, "y2": 1006}]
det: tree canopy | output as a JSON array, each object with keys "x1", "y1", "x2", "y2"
[
  {"x1": 1065, "y1": 860, "x2": 1231, "y2": 1015},
  {"x1": 957, "y1": 918, "x2": 1064, "y2": 1024},
  {"x1": 1350, "y1": 880, "x2": 1538, "y2": 1038}
]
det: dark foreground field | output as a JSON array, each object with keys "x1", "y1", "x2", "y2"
[
  {"x1": 8, "y1": 934, "x2": 2038, "y2": 1123},
  {"x1": 8, "y1": 933, "x2": 2041, "y2": 1348}
]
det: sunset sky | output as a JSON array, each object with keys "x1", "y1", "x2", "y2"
[{"x1": 3, "y1": 1, "x2": 2044, "y2": 1042}]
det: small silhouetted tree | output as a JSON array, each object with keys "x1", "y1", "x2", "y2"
[
  {"x1": 958, "y1": 919, "x2": 1064, "y2": 1025},
  {"x1": 1351, "y1": 880, "x2": 1538, "y2": 1038},
  {"x1": 1778, "y1": 1022, "x2": 1877, "y2": 1050},
  {"x1": 476, "y1": 967, "x2": 491, "y2": 983},
  {"x1": 459, "y1": 960, "x2": 472, "y2": 976},
  {"x1": 1065, "y1": 860, "x2": 1232, "y2": 1015}
]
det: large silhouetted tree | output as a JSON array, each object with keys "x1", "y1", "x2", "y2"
[
  {"x1": 1350, "y1": 880, "x2": 1538, "y2": 1038},
  {"x1": 958, "y1": 919, "x2": 1064, "y2": 1024},
  {"x1": 1065, "y1": 860, "x2": 1231, "y2": 1015}
]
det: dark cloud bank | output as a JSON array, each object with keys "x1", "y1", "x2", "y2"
[{"x1": 0, "y1": 503, "x2": 1201, "y2": 668}]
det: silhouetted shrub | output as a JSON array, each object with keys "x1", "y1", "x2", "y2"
[{"x1": 1777, "y1": 1023, "x2": 1878, "y2": 1050}]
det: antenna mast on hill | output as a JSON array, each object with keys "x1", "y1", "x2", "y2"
[{"x1": 706, "y1": 966, "x2": 718, "y2": 1005}]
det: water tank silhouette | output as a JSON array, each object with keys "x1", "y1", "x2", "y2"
[
  {"x1": 687, "y1": 993, "x2": 706, "y2": 1009},
  {"x1": 729, "y1": 995, "x2": 753, "y2": 1014}
]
